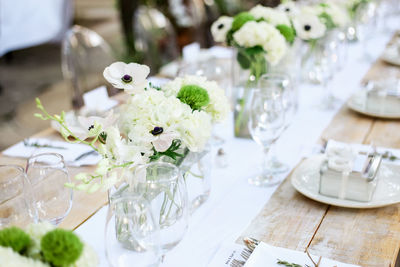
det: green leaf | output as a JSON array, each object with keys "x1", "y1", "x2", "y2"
[
  {"x1": 276, "y1": 24, "x2": 295, "y2": 44},
  {"x1": 231, "y1": 12, "x2": 255, "y2": 31},
  {"x1": 236, "y1": 50, "x2": 251, "y2": 70},
  {"x1": 319, "y1": 12, "x2": 336, "y2": 29},
  {"x1": 244, "y1": 46, "x2": 264, "y2": 56}
]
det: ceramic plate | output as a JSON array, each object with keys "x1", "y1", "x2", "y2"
[
  {"x1": 381, "y1": 46, "x2": 400, "y2": 66},
  {"x1": 291, "y1": 155, "x2": 400, "y2": 208},
  {"x1": 347, "y1": 90, "x2": 400, "y2": 119}
]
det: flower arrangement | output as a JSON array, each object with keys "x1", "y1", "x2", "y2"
[
  {"x1": 211, "y1": 5, "x2": 295, "y2": 137},
  {"x1": 35, "y1": 62, "x2": 229, "y2": 192},
  {"x1": 0, "y1": 222, "x2": 98, "y2": 267}
]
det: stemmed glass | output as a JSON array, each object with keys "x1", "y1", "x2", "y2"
[
  {"x1": 0, "y1": 165, "x2": 37, "y2": 228},
  {"x1": 26, "y1": 153, "x2": 73, "y2": 225},
  {"x1": 259, "y1": 74, "x2": 297, "y2": 174},
  {"x1": 105, "y1": 195, "x2": 161, "y2": 267},
  {"x1": 248, "y1": 85, "x2": 286, "y2": 187}
]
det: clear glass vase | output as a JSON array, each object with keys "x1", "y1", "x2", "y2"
[{"x1": 232, "y1": 48, "x2": 269, "y2": 138}]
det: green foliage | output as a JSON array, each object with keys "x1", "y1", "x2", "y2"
[
  {"x1": 319, "y1": 12, "x2": 336, "y2": 29},
  {"x1": 41, "y1": 229, "x2": 83, "y2": 267},
  {"x1": 150, "y1": 140, "x2": 184, "y2": 162},
  {"x1": 277, "y1": 259, "x2": 303, "y2": 267},
  {"x1": 231, "y1": 12, "x2": 255, "y2": 32},
  {"x1": 0, "y1": 227, "x2": 31, "y2": 254},
  {"x1": 236, "y1": 46, "x2": 268, "y2": 81},
  {"x1": 276, "y1": 24, "x2": 295, "y2": 44},
  {"x1": 177, "y1": 85, "x2": 210, "y2": 111}
]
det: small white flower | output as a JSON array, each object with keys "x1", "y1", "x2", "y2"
[
  {"x1": 103, "y1": 62, "x2": 150, "y2": 93},
  {"x1": 249, "y1": 5, "x2": 291, "y2": 26},
  {"x1": 211, "y1": 16, "x2": 233, "y2": 43},
  {"x1": 277, "y1": 1, "x2": 298, "y2": 17},
  {"x1": 72, "y1": 110, "x2": 116, "y2": 140},
  {"x1": 150, "y1": 128, "x2": 177, "y2": 152},
  {"x1": 293, "y1": 13, "x2": 326, "y2": 40}
]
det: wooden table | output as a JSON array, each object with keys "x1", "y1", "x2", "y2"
[
  {"x1": 1, "y1": 36, "x2": 400, "y2": 267},
  {"x1": 239, "y1": 51, "x2": 400, "y2": 266}
]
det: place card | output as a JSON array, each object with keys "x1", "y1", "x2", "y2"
[{"x1": 83, "y1": 86, "x2": 118, "y2": 111}]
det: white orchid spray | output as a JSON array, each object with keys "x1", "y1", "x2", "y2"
[{"x1": 35, "y1": 62, "x2": 229, "y2": 192}]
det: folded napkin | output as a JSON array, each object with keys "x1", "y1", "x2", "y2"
[
  {"x1": 208, "y1": 242, "x2": 360, "y2": 267},
  {"x1": 3, "y1": 138, "x2": 101, "y2": 167}
]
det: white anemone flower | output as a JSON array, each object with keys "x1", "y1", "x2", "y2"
[
  {"x1": 74, "y1": 110, "x2": 116, "y2": 140},
  {"x1": 211, "y1": 16, "x2": 233, "y2": 43},
  {"x1": 277, "y1": 1, "x2": 298, "y2": 17},
  {"x1": 103, "y1": 62, "x2": 150, "y2": 93},
  {"x1": 149, "y1": 126, "x2": 178, "y2": 152},
  {"x1": 293, "y1": 13, "x2": 326, "y2": 40}
]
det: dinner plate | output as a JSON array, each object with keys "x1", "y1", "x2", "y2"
[
  {"x1": 291, "y1": 155, "x2": 400, "y2": 208},
  {"x1": 381, "y1": 46, "x2": 400, "y2": 66},
  {"x1": 347, "y1": 90, "x2": 400, "y2": 119}
]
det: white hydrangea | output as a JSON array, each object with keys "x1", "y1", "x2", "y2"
[
  {"x1": 71, "y1": 243, "x2": 99, "y2": 267},
  {"x1": 233, "y1": 21, "x2": 287, "y2": 65},
  {"x1": 162, "y1": 75, "x2": 230, "y2": 123},
  {"x1": 249, "y1": 5, "x2": 291, "y2": 26},
  {"x1": 0, "y1": 247, "x2": 50, "y2": 267},
  {"x1": 26, "y1": 222, "x2": 55, "y2": 258},
  {"x1": 211, "y1": 16, "x2": 233, "y2": 43},
  {"x1": 118, "y1": 89, "x2": 213, "y2": 153},
  {"x1": 293, "y1": 12, "x2": 327, "y2": 40}
]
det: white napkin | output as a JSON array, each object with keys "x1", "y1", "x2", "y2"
[
  {"x1": 243, "y1": 242, "x2": 360, "y2": 267},
  {"x1": 3, "y1": 138, "x2": 101, "y2": 167}
]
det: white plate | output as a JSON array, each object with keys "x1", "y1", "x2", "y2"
[
  {"x1": 291, "y1": 155, "x2": 400, "y2": 208},
  {"x1": 347, "y1": 90, "x2": 400, "y2": 119},
  {"x1": 381, "y1": 46, "x2": 400, "y2": 66}
]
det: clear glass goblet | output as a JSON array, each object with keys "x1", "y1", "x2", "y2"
[
  {"x1": 248, "y1": 86, "x2": 286, "y2": 187},
  {"x1": 26, "y1": 153, "x2": 73, "y2": 225},
  {"x1": 0, "y1": 165, "x2": 37, "y2": 228},
  {"x1": 259, "y1": 73, "x2": 297, "y2": 174},
  {"x1": 105, "y1": 195, "x2": 161, "y2": 267}
]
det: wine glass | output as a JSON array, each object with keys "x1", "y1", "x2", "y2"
[
  {"x1": 133, "y1": 162, "x2": 189, "y2": 262},
  {"x1": 0, "y1": 165, "x2": 37, "y2": 228},
  {"x1": 26, "y1": 153, "x2": 73, "y2": 225},
  {"x1": 258, "y1": 74, "x2": 297, "y2": 174},
  {"x1": 105, "y1": 195, "x2": 161, "y2": 267},
  {"x1": 248, "y1": 86, "x2": 286, "y2": 187}
]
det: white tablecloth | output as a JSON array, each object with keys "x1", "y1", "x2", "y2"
[
  {"x1": 75, "y1": 22, "x2": 400, "y2": 266},
  {"x1": 0, "y1": 0, "x2": 73, "y2": 56}
]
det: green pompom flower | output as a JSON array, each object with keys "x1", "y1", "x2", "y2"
[
  {"x1": 231, "y1": 12, "x2": 255, "y2": 32},
  {"x1": 41, "y1": 229, "x2": 83, "y2": 267},
  {"x1": 0, "y1": 226, "x2": 31, "y2": 254},
  {"x1": 177, "y1": 85, "x2": 210, "y2": 111}
]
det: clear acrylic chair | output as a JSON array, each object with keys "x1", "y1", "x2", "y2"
[
  {"x1": 133, "y1": 6, "x2": 179, "y2": 71},
  {"x1": 61, "y1": 25, "x2": 115, "y2": 110}
]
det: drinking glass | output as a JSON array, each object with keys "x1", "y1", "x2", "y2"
[
  {"x1": 26, "y1": 153, "x2": 73, "y2": 225},
  {"x1": 0, "y1": 165, "x2": 37, "y2": 228},
  {"x1": 105, "y1": 195, "x2": 161, "y2": 267},
  {"x1": 259, "y1": 74, "x2": 296, "y2": 174},
  {"x1": 248, "y1": 86, "x2": 286, "y2": 187}
]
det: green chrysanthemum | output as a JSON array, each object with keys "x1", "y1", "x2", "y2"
[
  {"x1": 177, "y1": 85, "x2": 210, "y2": 111},
  {"x1": 41, "y1": 229, "x2": 83, "y2": 267},
  {"x1": 0, "y1": 226, "x2": 31, "y2": 254},
  {"x1": 231, "y1": 12, "x2": 255, "y2": 32}
]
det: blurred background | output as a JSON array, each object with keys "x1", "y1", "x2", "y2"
[{"x1": 0, "y1": 0, "x2": 281, "y2": 150}]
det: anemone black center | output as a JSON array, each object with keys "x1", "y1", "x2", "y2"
[
  {"x1": 121, "y1": 74, "x2": 132, "y2": 83},
  {"x1": 151, "y1": 126, "x2": 163, "y2": 135},
  {"x1": 88, "y1": 125, "x2": 94, "y2": 131},
  {"x1": 217, "y1": 23, "x2": 224, "y2": 29},
  {"x1": 285, "y1": 8, "x2": 290, "y2": 12},
  {"x1": 304, "y1": 25, "x2": 311, "y2": 31}
]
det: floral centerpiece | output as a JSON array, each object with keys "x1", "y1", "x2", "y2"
[
  {"x1": 0, "y1": 222, "x2": 98, "y2": 267},
  {"x1": 35, "y1": 62, "x2": 230, "y2": 208},
  {"x1": 210, "y1": 5, "x2": 295, "y2": 137}
]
